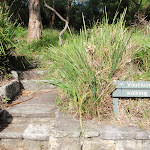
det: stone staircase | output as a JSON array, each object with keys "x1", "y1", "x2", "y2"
[
  {"x1": 0, "y1": 89, "x2": 58, "y2": 150},
  {"x1": 0, "y1": 70, "x2": 150, "y2": 150}
]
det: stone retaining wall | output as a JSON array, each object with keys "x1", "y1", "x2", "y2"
[{"x1": 48, "y1": 111, "x2": 150, "y2": 150}]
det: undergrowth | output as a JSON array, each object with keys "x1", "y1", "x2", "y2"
[{"x1": 0, "y1": 3, "x2": 18, "y2": 80}]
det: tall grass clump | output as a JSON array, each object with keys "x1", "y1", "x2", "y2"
[
  {"x1": 131, "y1": 26, "x2": 150, "y2": 79},
  {"x1": 47, "y1": 9, "x2": 139, "y2": 120},
  {"x1": 0, "y1": 3, "x2": 18, "y2": 79}
]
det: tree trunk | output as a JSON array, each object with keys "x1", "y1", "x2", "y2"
[
  {"x1": 66, "y1": 0, "x2": 72, "y2": 22},
  {"x1": 51, "y1": 0, "x2": 55, "y2": 28},
  {"x1": 27, "y1": 0, "x2": 42, "y2": 43}
]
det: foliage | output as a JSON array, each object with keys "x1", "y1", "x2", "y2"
[
  {"x1": 46, "y1": 10, "x2": 141, "y2": 119},
  {"x1": 4, "y1": 0, "x2": 149, "y2": 30},
  {"x1": 0, "y1": 3, "x2": 18, "y2": 79},
  {"x1": 132, "y1": 25, "x2": 150, "y2": 79}
]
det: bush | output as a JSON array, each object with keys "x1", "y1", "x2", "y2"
[{"x1": 0, "y1": 3, "x2": 18, "y2": 79}]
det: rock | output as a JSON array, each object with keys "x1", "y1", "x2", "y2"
[
  {"x1": 23, "y1": 124, "x2": 51, "y2": 141},
  {"x1": 0, "y1": 139, "x2": 48, "y2": 150},
  {"x1": 48, "y1": 137, "x2": 81, "y2": 150},
  {"x1": 84, "y1": 130, "x2": 100, "y2": 138},
  {"x1": 11, "y1": 71, "x2": 19, "y2": 81},
  {"x1": 97, "y1": 124, "x2": 134, "y2": 140},
  {"x1": 143, "y1": 140, "x2": 150, "y2": 150},
  {"x1": 0, "y1": 80, "x2": 20, "y2": 100},
  {"x1": 115, "y1": 140, "x2": 143, "y2": 150},
  {"x1": 82, "y1": 138, "x2": 115, "y2": 150}
]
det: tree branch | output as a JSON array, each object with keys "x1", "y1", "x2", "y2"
[
  {"x1": 131, "y1": 0, "x2": 141, "y2": 7},
  {"x1": 44, "y1": 0, "x2": 69, "y2": 45}
]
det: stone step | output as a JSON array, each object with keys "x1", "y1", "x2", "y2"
[
  {"x1": 0, "y1": 90, "x2": 57, "y2": 149},
  {"x1": 17, "y1": 70, "x2": 48, "y2": 80},
  {"x1": 0, "y1": 139, "x2": 48, "y2": 150},
  {"x1": 21, "y1": 80, "x2": 57, "y2": 91},
  {"x1": 0, "y1": 121, "x2": 54, "y2": 140},
  {"x1": 3, "y1": 91, "x2": 58, "y2": 121},
  {"x1": 6, "y1": 104, "x2": 57, "y2": 118}
]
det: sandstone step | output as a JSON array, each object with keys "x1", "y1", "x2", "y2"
[
  {"x1": 17, "y1": 70, "x2": 48, "y2": 80},
  {"x1": 5, "y1": 90, "x2": 58, "y2": 118},
  {"x1": 20, "y1": 80, "x2": 57, "y2": 91}
]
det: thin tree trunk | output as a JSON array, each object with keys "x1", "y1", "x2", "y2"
[
  {"x1": 27, "y1": 0, "x2": 42, "y2": 43},
  {"x1": 66, "y1": 0, "x2": 72, "y2": 22},
  {"x1": 44, "y1": 0, "x2": 68, "y2": 45},
  {"x1": 51, "y1": 0, "x2": 55, "y2": 28}
]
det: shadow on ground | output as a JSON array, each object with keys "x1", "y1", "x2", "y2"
[
  {"x1": 9, "y1": 56, "x2": 37, "y2": 71},
  {"x1": 0, "y1": 110, "x2": 13, "y2": 132}
]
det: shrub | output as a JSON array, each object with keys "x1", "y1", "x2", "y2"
[{"x1": 0, "y1": 3, "x2": 18, "y2": 79}]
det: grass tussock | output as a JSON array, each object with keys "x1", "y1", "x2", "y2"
[{"x1": 46, "y1": 9, "x2": 147, "y2": 121}]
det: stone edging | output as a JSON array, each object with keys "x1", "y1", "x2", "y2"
[
  {"x1": 0, "y1": 70, "x2": 56, "y2": 101},
  {"x1": 0, "y1": 80, "x2": 20, "y2": 101}
]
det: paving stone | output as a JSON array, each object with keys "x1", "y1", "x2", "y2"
[
  {"x1": 143, "y1": 140, "x2": 150, "y2": 150},
  {"x1": 13, "y1": 91, "x2": 57, "y2": 106},
  {"x1": 23, "y1": 124, "x2": 52, "y2": 141},
  {"x1": 1, "y1": 79, "x2": 150, "y2": 150},
  {"x1": 115, "y1": 140, "x2": 143, "y2": 150},
  {"x1": 0, "y1": 139, "x2": 26, "y2": 150},
  {"x1": 49, "y1": 111, "x2": 81, "y2": 138},
  {"x1": 18, "y1": 70, "x2": 47, "y2": 80},
  {"x1": 0, "y1": 123, "x2": 28, "y2": 139},
  {"x1": 6, "y1": 104, "x2": 57, "y2": 118},
  {"x1": 82, "y1": 138, "x2": 115, "y2": 150},
  {"x1": 135, "y1": 130, "x2": 150, "y2": 140},
  {"x1": 0, "y1": 139, "x2": 48, "y2": 150},
  {"x1": 97, "y1": 124, "x2": 134, "y2": 140},
  {"x1": 49, "y1": 137, "x2": 81, "y2": 150},
  {"x1": 84, "y1": 130, "x2": 100, "y2": 138},
  {"x1": 21, "y1": 80, "x2": 57, "y2": 91}
]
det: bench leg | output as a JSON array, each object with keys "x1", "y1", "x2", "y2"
[{"x1": 113, "y1": 98, "x2": 119, "y2": 117}]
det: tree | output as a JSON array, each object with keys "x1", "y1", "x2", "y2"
[
  {"x1": 51, "y1": 0, "x2": 55, "y2": 28},
  {"x1": 27, "y1": 0, "x2": 42, "y2": 43}
]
